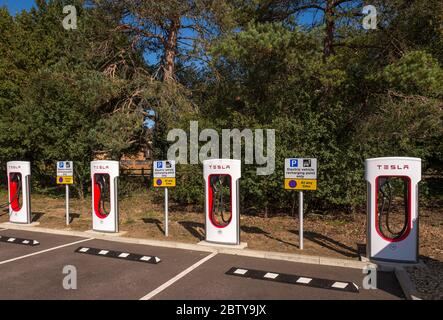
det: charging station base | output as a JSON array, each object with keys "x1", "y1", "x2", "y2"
[
  {"x1": 85, "y1": 230, "x2": 127, "y2": 237},
  {"x1": 3, "y1": 222, "x2": 40, "y2": 227},
  {"x1": 198, "y1": 240, "x2": 248, "y2": 250}
]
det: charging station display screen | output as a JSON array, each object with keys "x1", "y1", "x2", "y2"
[
  {"x1": 94, "y1": 173, "x2": 111, "y2": 218},
  {"x1": 209, "y1": 175, "x2": 232, "y2": 227},
  {"x1": 9, "y1": 173, "x2": 22, "y2": 212},
  {"x1": 376, "y1": 176, "x2": 410, "y2": 241}
]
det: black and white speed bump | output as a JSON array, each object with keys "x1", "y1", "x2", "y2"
[
  {"x1": 226, "y1": 267, "x2": 359, "y2": 293},
  {"x1": 0, "y1": 235, "x2": 40, "y2": 246},
  {"x1": 75, "y1": 247, "x2": 161, "y2": 264}
]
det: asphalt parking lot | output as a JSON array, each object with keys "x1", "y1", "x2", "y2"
[{"x1": 0, "y1": 228, "x2": 404, "y2": 300}]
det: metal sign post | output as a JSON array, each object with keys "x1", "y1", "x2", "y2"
[
  {"x1": 153, "y1": 160, "x2": 176, "y2": 237},
  {"x1": 284, "y1": 158, "x2": 318, "y2": 250},
  {"x1": 57, "y1": 161, "x2": 74, "y2": 227},
  {"x1": 65, "y1": 185, "x2": 70, "y2": 226},
  {"x1": 164, "y1": 187, "x2": 168, "y2": 237},
  {"x1": 299, "y1": 191, "x2": 303, "y2": 250}
]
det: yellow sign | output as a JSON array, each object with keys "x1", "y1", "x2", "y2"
[
  {"x1": 57, "y1": 176, "x2": 73, "y2": 185},
  {"x1": 154, "y1": 177, "x2": 176, "y2": 187},
  {"x1": 284, "y1": 178, "x2": 317, "y2": 190}
]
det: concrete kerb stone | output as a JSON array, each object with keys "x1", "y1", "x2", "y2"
[
  {"x1": 0, "y1": 222, "x2": 375, "y2": 270},
  {"x1": 2, "y1": 222, "x2": 40, "y2": 227},
  {"x1": 84, "y1": 230, "x2": 128, "y2": 237},
  {"x1": 197, "y1": 240, "x2": 248, "y2": 250},
  {"x1": 371, "y1": 259, "x2": 424, "y2": 272},
  {"x1": 394, "y1": 266, "x2": 422, "y2": 300}
]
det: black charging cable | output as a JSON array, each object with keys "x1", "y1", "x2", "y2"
[
  {"x1": 210, "y1": 175, "x2": 230, "y2": 226},
  {"x1": 379, "y1": 178, "x2": 408, "y2": 239},
  {"x1": 96, "y1": 175, "x2": 110, "y2": 216}
]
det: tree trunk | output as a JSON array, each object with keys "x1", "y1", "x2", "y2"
[
  {"x1": 163, "y1": 17, "x2": 180, "y2": 82},
  {"x1": 323, "y1": 0, "x2": 335, "y2": 59},
  {"x1": 77, "y1": 182, "x2": 84, "y2": 201}
]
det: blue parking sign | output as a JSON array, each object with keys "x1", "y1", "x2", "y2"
[
  {"x1": 290, "y1": 159, "x2": 298, "y2": 168},
  {"x1": 156, "y1": 162, "x2": 163, "y2": 169}
]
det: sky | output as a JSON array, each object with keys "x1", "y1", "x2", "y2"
[
  {"x1": 1, "y1": 0, "x2": 326, "y2": 24},
  {"x1": 0, "y1": 0, "x2": 35, "y2": 14}
]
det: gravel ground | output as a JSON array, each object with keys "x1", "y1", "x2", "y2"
[{"x1": 406, "y1": 259, "x2": 443, "y2": 300}]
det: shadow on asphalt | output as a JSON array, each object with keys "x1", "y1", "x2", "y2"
[{"x1": 375, "y1": 271, "x2": 406, "y2": 299}]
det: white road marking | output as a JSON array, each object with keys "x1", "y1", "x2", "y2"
[
  {"x1": 296, "y1": 277, "x2": 312, "y2": 284},
  {"x1": 0, "y1": 228, "x2": 8, "y2": 231},
  {"x1": 140, "y1": 256, "x2": 151, "y2": 261},
  {"x1": 331, "y1": 281, "x2": 348, "y2": 289},
  {"x1": 139, "y1": 252, "x2": 217, "y2": 300},
  {"x1": 234, "y1": 268, "x2": 248, "y2": 275},
  {"x1": 264, "y1": 272, "x2": 279, "y2": 279},
  {"x1": 0, "y1": 238, "x2": 94, "y2": 265}
]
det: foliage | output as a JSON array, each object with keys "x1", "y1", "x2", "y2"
[{"x1": 0, "y1": 0, "x2": 441, "y2": 214}]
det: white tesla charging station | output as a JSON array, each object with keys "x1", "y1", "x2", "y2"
[
  {"x1": 7, "y1": 161, "x2": 31, "y2": 224},
  {"x1": 203, "y1": 159, "x2": 241, "y2": 245},
  {"x1": 91, "y1": 160, "x2": 119, "y2": 233},
  {"x1": 365, "y1": 157, "x2": 421, "y2": 263}
]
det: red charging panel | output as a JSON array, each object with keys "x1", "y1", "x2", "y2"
[
  {"x1": 375, "y1": 175, "x2": 412, "y2": 243},
  {"x1": 208, "y1": 174, "x2": 232, "y2": 229}
]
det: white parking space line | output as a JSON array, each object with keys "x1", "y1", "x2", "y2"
[
  {"x1": 139, "y1": 252, "x2": 218, "y2": 300},
  {"x1": 0, "y1": 238, "x2": 94, "y2": 265}
]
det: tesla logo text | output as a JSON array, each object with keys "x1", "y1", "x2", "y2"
[
  {"x1": 376, "y1": 165, "x2": 410, "y2": 170},
  {"x1": 93, "y1": 165, "x2": 109, "y2": 170},
  {"x1": 209, "y1": 165, "x2": 231, "y2": 170}
]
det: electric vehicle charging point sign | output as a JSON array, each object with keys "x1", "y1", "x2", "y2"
[
  {"x1": 56, "y1": 161, "x2": 74, "y2": 184},
  {"x1": 153, "y1": 160, "x2": 176, "y2": 188},
  {"x1": 153, "y1": 160, "x2": 176, "y2": 237},
  {"x1": 284, "y1": 158, "x2": 317, "y2": 250},
  {"x1": 284, "y1": 158, "x2": 317, "y2": 190}
]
